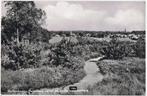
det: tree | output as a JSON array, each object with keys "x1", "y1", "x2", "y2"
[{"x1": 2, "y1": 1, "x2": 46, "y2": 44}]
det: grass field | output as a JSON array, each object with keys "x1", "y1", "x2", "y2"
[{"x1": 87, "y1": 57, "x2": 145, "y2": 95}]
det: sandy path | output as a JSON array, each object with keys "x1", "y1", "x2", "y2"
[{"x1": 64, "y1": 58, "x2": 104, "y2": 91}]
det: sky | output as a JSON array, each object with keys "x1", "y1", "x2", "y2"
[{"x1": 2, "y1": 1, "x2": 145, "y2": 31}]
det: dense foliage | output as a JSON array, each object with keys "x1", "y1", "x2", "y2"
[
  {"x1": 100, "y1": 36, "x2": 126, "y2": 59},
  {"x1": 2, "y1": 1, "x2": 46, "y2": 44},
  {"x1": 99, "y1": 35, "x2": 145, "y2": 60},
  {"x1": 2, "y1": 42, "x2": 42, "y2": 70}
]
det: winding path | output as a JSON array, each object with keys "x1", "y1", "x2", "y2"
[{"x1": 64, "y1": 56, "x2": 104, "y2": 90}]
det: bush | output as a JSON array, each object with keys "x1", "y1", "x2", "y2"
[
  {"x1": 1, "y1": 42, "x2": 43, "y2": 70},
  {"x1": 48, "y1": 38, "x2": 85, "y2": 68},
  {"x1": 100, "y1": 36, "x2": 126, "y2": 59},
  {"x1": 133, "y1": 37, "x2": 145, "y2": 58}
]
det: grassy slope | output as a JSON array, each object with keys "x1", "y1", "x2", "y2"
[{"x1": 87, "y1": 57, "x2": 145, "y2": 95}]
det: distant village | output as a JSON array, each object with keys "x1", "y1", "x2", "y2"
[{"x1": 46, "y1": 30, "x2": 145, "y2": 44}]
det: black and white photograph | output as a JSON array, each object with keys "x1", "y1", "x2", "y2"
[{"x1": 1, "y1": 0, "x2": 146, "y2": 95}]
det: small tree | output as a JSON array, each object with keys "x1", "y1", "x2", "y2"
[{"x1": 2, "y1": 1, "x2": 46, "y2": 44}]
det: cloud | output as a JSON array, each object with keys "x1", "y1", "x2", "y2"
[
  {"x1": 42, "y1": 1, "x2": 107, "y2": 31},
  {"x1": 105, "y1": 9, "x2": 145, "y2": 31},
  {"x1": 42, "y1": 1, "x2": 145, "y2": 31}
]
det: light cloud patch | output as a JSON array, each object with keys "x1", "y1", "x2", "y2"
[
  {"x1": 42, "y1": 1, "x2": 108, "y2": 31},
  {"x1": 42, "y1": 1, "x2": 145, "y2": 31},
  {"x1": 105, "y1": 9, "x2": 145, "y2": 31}
]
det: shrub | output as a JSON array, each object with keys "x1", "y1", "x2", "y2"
[
  {"x1": 48, "y1": 38, "x2": 71, "y2": 67},
  {"x1": 100, "y1": 36, "x2": 126, "y2": 59},
  {"x1": 133, "y1": 37, "x2": 145, "y2": 58},
  {"x1": 1, "y1": 42, "x2": 43, "y2": 70},
  {"x1": 48, "y1": 38, "x2": 86, "y2": 68}
]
